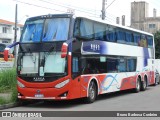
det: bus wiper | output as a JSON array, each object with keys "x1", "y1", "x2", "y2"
[
  {"x1": 44, "y1": 45, "x2": 55, "y2": 61},
  {"x1": 28, "y1": 48, "x2": 36, "y2": 63}
]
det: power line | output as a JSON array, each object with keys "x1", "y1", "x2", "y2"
[
  {"x1": 106, "y1": 0, "x2": 117, "y2": 9},
  {"x1": 40, "y1": 0, "x2": 100, "y2": 12},
  {"x1": 13, "y1": 0, "x2": 119, "y2": 23},
  {"x1": 37, "y1": 0, "x2": 99, "y2": 16},
  {"x1": 14, "y1": 0, "x2": 101, "y2": 18},
  {"x1": 13, "y1": 0, "x2": 66, "y2": 13}
]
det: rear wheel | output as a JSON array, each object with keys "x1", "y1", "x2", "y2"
[
  {"x1": 141, "y1": 79, "x2": 147, "y2": 91},
  {"x1": 86, "y1": 81, "x2": 97, "y2": 103},
  {"x1": 133, "y1": 78, "x2": 141, "y2": 93},
  {"x1": 154, "y1": 78, "x2": 157, "y2": 86}
]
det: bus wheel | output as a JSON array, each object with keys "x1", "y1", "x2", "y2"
[
  {"x1": 154, "y1": 78, "x2": 157, "y2": 86},
  {"x1": 86, "y1": 81, "x2": 97, "y2": 103},
  {"x1": 134, "y1": 78, "x2": 141, "y2": 93},
  {"x1": 141, "y1": 79, "x2": 147, "y2": 91}
]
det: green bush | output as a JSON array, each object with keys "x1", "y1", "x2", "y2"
[
  {"x1": 0, "y1": 68, "x2": 16, "y2": 92},
  {"x1": 0, "y1": 68, "x2": 17, "y2": 104}
]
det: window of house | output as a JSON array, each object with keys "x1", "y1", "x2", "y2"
[
  {"x1": 2, "y1": 40, "x2": 9, "y2": 43},
  {"x1": 149, "y1": 24, "x2": 156, "y2": 29},
  {"x1": 2, "y1": 27, "x2": 7, "y2": 33}
]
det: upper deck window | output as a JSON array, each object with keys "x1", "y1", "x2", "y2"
[
  {"x1": 42, "y1": 18, "x2": 70, "y2": 41},
  {"x1": 21, "y1": 20, "x2": 43, "y2": 42},
  {"x1": 80, "y1": 19, "x2": 94, "y2": 39},
  {"x1": 21, "y1": 18, "x2": 70, "y2": 43},
  {"x1": 74, "y1": 17, "x2": 153, "y2": 49}
]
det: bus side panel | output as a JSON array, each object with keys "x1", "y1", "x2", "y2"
[
  {"x1": 119, "y1": 75, "x2": 137, "y2": 91},
  {"x1": 68, "y1": 76, "x2": 81, "y2": 99}
]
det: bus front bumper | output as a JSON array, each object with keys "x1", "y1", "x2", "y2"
[{"x1": 17, "y1": 87, "x2": 70, "y2": 100}]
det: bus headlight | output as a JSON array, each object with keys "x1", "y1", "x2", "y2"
[
  {"x1": 55, "y1": 79, "x2": 70, "y2": 89},
  {"x1": 17, "y1": 81, "x2": 25, "y2": 88}
]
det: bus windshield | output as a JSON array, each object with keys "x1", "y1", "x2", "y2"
[
  {"x1": 21, "y1": 18, "x2": 70, "y2": 42},
  {"x1": 19, "y1": 52, "x2": 66, "y2": 76}
]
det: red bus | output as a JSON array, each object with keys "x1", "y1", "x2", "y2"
[{"x1": 4, "y1": 14, "x2": 155, "y2": 103}]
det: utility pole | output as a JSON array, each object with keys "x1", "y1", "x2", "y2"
[
  {"x1": 101, "y1": 0, "x2": 106, "y2": 20},
  {"x1": 122, "y1": 15, "x2": 125, "y2": 26},
  {"x1": 14, "y1": 4, "x2": 18, "y2": 66}
]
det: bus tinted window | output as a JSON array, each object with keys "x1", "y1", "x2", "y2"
[
  {"x1": 21, "y1": 18, "x2": 70, "y2": 42},
  {"x1": 42, "y1": 18, "x2": 70, "y2": 41},
  {"x1": 133, "y1": 33, "x2": 140, "y2": 46},
  {"x1": 147, "y1": 36, "x2": 153, "y2": 48},
  {"x1": 80, "y1": 19, "x2": 94, "y2": 39},
  {"x1": 116, "y1": 29, "x2": 126, "y2": 44},
  {"x1": 106, "y1": 25, "x2": 116, "y2": 42},
  {"x1": 81, "y1": 56, "x2": 137, "y2": 74},
  {"x1": 139, "y1": 34, "x2": 148, "y2": 47},
  {"x1": 127, "y1": 59, "x2": 136, "y2": 72},
  {"x1": 125, "y1": 31, "x2": 133, "y2": 45},
  {"x1": 74, "y1": 18, "x2": 153, "y2": 49},
  {"x1": 94, "y1": 22, "x2": 105, "y2": 40},
  {"x1": 21, "y1": 20, "x2": 43, "y2": 42}
]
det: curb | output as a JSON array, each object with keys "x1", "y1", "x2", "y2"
[{"x1": 0, "y1": 102, "x2": 19, "y2": 110}]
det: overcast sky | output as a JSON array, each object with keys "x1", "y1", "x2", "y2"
[{"x1": 0, "y1": 0, "x2": 160, "y2": 26}]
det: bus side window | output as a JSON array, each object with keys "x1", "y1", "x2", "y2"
[
  {"x1": 72, "y1": 57, "x2": 79, "y2": 73},
  {"x1": 133, "y1": 33, "x2": 140, "y2": 46},
  {"x1": 116, "y1": 29, "x2": 126, "y2": 44},
  {"x1": 94, "y1": 22, "x2": 105, "y2": 40},
  {"x1": 125, "y1": 31, "x2": 133, "y2": 45},
  {"x1": 72, "y1": 57, "x2": 80, "y2": 79},
  {"x1": 140, "y1": 34, "x2": 148, "y2": 47},
  {"x1": 106, "y1": 26, "x2": 116, "y2": 42},
  {"x1": 147, "y1": 36, "x2": 153, "y2": 48}
]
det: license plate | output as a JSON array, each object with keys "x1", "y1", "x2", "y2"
[{"x1": 35, "y1": 94, "x2": 44, "y2": 98}]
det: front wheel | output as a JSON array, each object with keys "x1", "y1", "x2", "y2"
[{"x1": 85, "y1": 81, "x2": 97, "y2": 103}]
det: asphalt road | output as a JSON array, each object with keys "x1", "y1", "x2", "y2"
[
  {"x1": 3, "y1": 84, "x2": 160, "y2": 111},
  {"x1": 1, "y1": 85, "x2": 160, "y2": 120}
]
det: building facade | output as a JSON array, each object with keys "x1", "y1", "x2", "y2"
[
  {"x1": 131, "y1": 1, "x2": 160, "y2": 33},
  {"x1": 0, "y1": 19, "x2": 23, "y2": 44}
]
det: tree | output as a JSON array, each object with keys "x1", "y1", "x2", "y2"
[{"x1": 154, "y1": 31, "x2": 160, "y2": 59}]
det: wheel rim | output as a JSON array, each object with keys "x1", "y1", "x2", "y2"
[
  {"x1": 89, "y1": 82, "x2": 95, "y2": 100},
  {"x1": 137, "y1": 80, "x2": 140, "y2": 90},
  {"x1": 143, "y1": 80, "x2": 146, "y2": 89}
]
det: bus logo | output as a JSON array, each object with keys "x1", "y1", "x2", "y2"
[
  {"x1": 91, "y1": 44, "x2": 100, "y2": 51},
  {"x1": 33, "y1": 77, "x2": 45, "y2": 81}
]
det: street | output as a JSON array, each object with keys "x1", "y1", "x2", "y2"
[{"x1": 3, "y1": 85, "x2": 160, "y2": 111}]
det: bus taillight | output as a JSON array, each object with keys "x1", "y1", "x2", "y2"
[{"x1": 61, "y1": 43, "x2": 68, "y2": 58}]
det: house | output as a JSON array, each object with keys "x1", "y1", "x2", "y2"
[
  {"x1": 131, "y1": 1, "x2": 160, "y2": 33},
  {"x1": 0, "y1": 19, "x2": 23, "y2": 44}
]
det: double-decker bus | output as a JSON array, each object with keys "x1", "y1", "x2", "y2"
[{"x1": 4, "y1": 14, "x2": 155, "y2": 103}]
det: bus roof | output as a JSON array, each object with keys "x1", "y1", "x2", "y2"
[{"x1": 26, "y1": 14, "x2": 73, "y2": 22}]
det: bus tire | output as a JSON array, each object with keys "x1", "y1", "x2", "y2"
[
  {"x1": 133, "y1": 77, "x2": 141, "y2": 93},
  {"x1": 141, "y1": 78, "x2": 147, "y2": 91},
  {"x1": 154, "y1": 78, "x2": 157, "y2": 86},
  {"x1": 86, "y1": 81, "x2": 97, "y2": 103}
]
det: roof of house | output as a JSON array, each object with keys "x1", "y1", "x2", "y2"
[{"x1": 0, "y1": 19, "x2": 23, "y2": 27}]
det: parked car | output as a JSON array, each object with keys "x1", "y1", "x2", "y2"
[{"x1": 155, "y1": 69, "x2": 160, "y2": 85}]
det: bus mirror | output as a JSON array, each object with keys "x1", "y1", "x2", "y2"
[
  {"x1": 61, "y1": 43, "x2": 68, "y2": 58},
  {"x1": 4, "y1": 49, "x2": 9, "y2": 61}
]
